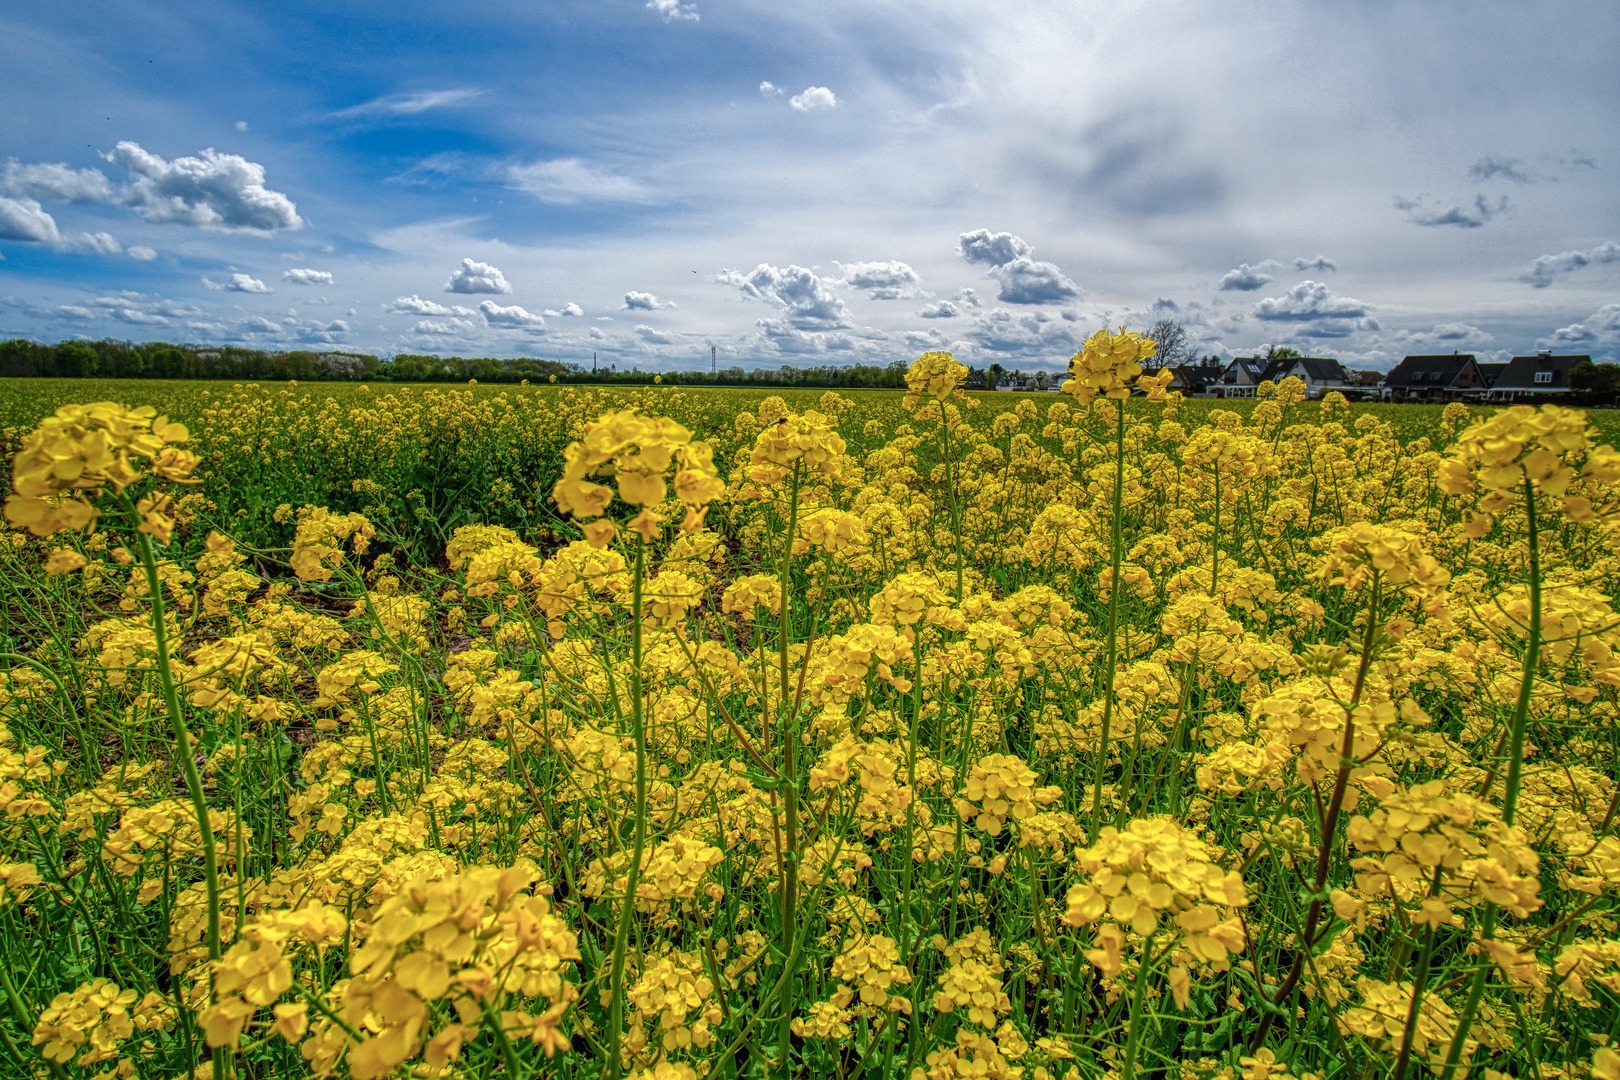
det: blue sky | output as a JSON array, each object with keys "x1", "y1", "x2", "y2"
[{"x1": 2, "y1": 0, "x2": 1618, "y2": 371}]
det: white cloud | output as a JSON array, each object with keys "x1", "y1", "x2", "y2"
[
  {"x1": 1253, "y1": 281, "x2": 1377, "y2": 336},
  {"x1": 1520, "y1": 242, "x2": 1620, "y2": 288},
  {"x1": 759, "y1": 81, "x2": 783, "y2": 98},
  {"x1": 479, "y1": 300, "x2": 547, "y2": 327},
  {"x1": 1217, "y1": 262, "x2": 1276, "y2": 292},
  {"x1": 114, "y1": 307, "x2": 168, "y2": 325},
  {"x1": 413, "y1": 318, "x2": 475, "y2": 336},
  {"x1": 957, "y1": 288, "x2": 982, "y2": 308},
  {"x1": 330, "y1": 89, "x2": 485, "y2": 118},
  {"x1": 789, "y1": 87, "x2": 837, "y2": 112},
  {"x1": 1403, "y1": 322, "x2": 1496, "y2": 348},
  {"x1": 445, "y1": 258, "x2": 511, "y2": 294},
  {"x1": 957, "y1": 229, "x2": 1031, "y2": 267},
  {"x1": 389, "y1": 294, "x2": 474, "y2": 316},
  {"x1": 507, "y1": 159, "x2": 651, "y2": 204},
  {"x1": 64, "y1": 231, "x2": 121, "y2": 255},
  {"x1": 241, "y1": 316, "x2": 280, "y2": 334},
  {"x1": 109, "y1": 142, "x2": 303, "y2": 231},
  {"x1": 127, "y1": 245, "x2": 157, "y2": 261},
  {"x1": 235, "y1": 121, "x2": 249, "y2": 132},
  {"x1": 623, "y1": 290, "x2": 668, "y2": 311},
  {"x1": 225, "y1": 273, "x2": 272, "y2": 293},
  {"x1": 0, "y1": 197, "x2": 60, "y2": 243},
  {"x1": 836, "y1": 260, "x2": 923, "y2": 299},
  {"x1": 561, "y1": 302, "x2": 584, "y2": 316},
  {"x1": 955, "y1": 229, "x2": 1076, "y2": 303},
  {"x1": 646, "y1": 0, "x2": 699, "y2": 22},
  {"x1": 1392, "y1": 193, "x2": 1509, "y2": 228},
  {"x1": 635, "y1": 323, "x2": 674, "y2": 344},
  {"x1": 960, "y1": 306, "x2": 1085, "y2": 357},
  {"x1": 58, "y1": 305, "x2": 96, "y2": 320},
  {"x1": 1540, "y1": 304, "x2": 1620, "y2": 356},
  {"x1": 283, "y1": 267, "x2": 334, "y2": 285},
  {"x1": 1, "y1": 160, "x2": 113, "y2": 203},
  {"x1": 1293, "y1": 255, "x2": 1337, "y2": 273},
  {"x1": 918, "y1": 300, "x2": 959, "y2": 318},
  {"x1": 991, "y1": 257, "x2": 1080, "y2": 305},
  {"x1": 719, "y1": 263, "x2": 850, "y2": 328}
]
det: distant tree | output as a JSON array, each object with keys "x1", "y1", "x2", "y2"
[
  {"x1": 1570, "y1": 360, "x2": 1620, "y2": 404},
  {"x1": 55, "y1": 340, "x2": 100, "y2": 378},
  {"x1": 1264, "y1": 345, "x2": 1302, "y2": 361},
  {"x1": 1145, "y1": 319, "x2": 1191, "y2": 367}
]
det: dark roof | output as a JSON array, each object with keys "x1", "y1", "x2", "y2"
[
  {"x1": 1475, "y1": 362, "x2": 1509, "y2": 387},
  {"x1": 1172, "y1": 363, "x2": 1225, "y2": 385},
  {"x1": 1225, "y1": 357, "x2": 1269, "y2": 382},
  {"x1": 1288, "y1": 357, "x2": 1350, "y2": 383},
  {"x1": 1491, "y1": 353, "x2": 1591, "y2": 392},
  {"x1": 1384, "y1": 354, "x2": 1476, "y2": 388}
]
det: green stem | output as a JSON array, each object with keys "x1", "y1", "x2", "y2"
[
  {"x1": 1120, "y1": 936, "x2": 1157, "y2": 1080},
  {"x1": 604, "y1": 534, "x2": 648, "y2": 1080},
  {"x1": 776, "y1": 466, "x2": 803, "y2": 1078},
  {"x1": 127, "y1": 507, "x2": 228, "y2": 1080},
  {"x1": 1091, "y1": 398, "x2": 1128, "y2": 833},
  {"x1": 1442, "y1": 473, "x2": 1544, "y2": 1076}
]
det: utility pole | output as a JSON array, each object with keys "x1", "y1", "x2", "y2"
[{"x1": 711, "y1": 344, "x2": 716, "y2": 375}]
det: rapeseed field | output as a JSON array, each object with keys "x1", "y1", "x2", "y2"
[{"x1": 2, "y1": 331, "x2": 1619, "y2": 1080}]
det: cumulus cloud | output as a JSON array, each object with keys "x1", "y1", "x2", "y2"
[
  {"x1": 1218, "y1": 262, "x2": 1276, "y2": 291},
  {"x1": 558, "y1": 302, "x2": 584, "y2": 316},
  {"x1": 646, "y1": 0, "x2": 699, "y2": 21},
  {"x1": 1541, "y1": 304, "x2": 1620, "y2": 355},
  {"x1": 957, "y1": 229, "x2": 1031, "y2": 267},
  {"x1": 445, "y1": 258, "x2": 511, "y2": 294},
  {"x1": 224, "y1": 273, "x2": 271, "y2": 293},
  {"x1": 283, "y1": 267, "x2": 333, "y2": 285},
  {"x1": 956, "y1": 229, "x2": 1077, "y2": 305},
  {"x1": 759, "y1": 81, "x2": 783, "y2": 98},
  {"x1": 65, "y1": 231, "x2": 121, "y2": 255},
  {"x1": 0, "y1": 197, "x2": 60, "y2": 243},
  {"x1": 1520, "y1": 241, "x2": 1620, "y2": 288},
  {"x1": 507, "y1": 159, "x2": 651, "y2": 204},
  {"x1": 960, "y1": 306, "x2": 1084, "y2": 357},
  {"x1": 635, "y1": 324, "x2": 674, "y2": 344},
  {"x1": 1469, "y1": 155, "x2": 1534, "y2": 184},
  {"x1": 957, "y1": 288, "x2": 982, "y2": 308},
  {"x1": 623, "y1": 291, "x2": 670, "y2": 311},
  {"x1": 1393, "y1": 193, "x2": 1509, "y2": 228},
  {"x1": 414, "y1": 318, "x2": 476, "y2": 336},
  {"x1": 719, "y1": 263, "x2": 850, "y2": 328},
  {"x1": 1293, "y1": 255, "x2": 1337, "y2": 273},
  {"x1": 1253, "y1": 281, "x2": 1377, "y2": 336},
  {"x1": 1, "y1": 160, "x2": 113, "y2": 204},
  {"x1": 127, "y1": 245, "x2": 157, "y2": 261},
  {"x1": 918, "y1": 300, "x2": 959, "y2": 318},
  {"x1": 108, "y1": 142, "x2": 302, "y2": 231},
  {"x1": 1254, "y1": 281, "x2": 1368, "y2": 320},
  {"x1": 992, "y1": 258, "x2": 1080, "y2": 305},
  {"x1": 835, "y1": 260, "x2": 923, "y2": 299},
  {"x1": 789, "y1": 87, "x2": 837, "y2": 112},
  {"x1": 479, "y1": 300, "x2": 546, "y2": 328},
  {"x1": 389, "y1": 294, "x2": 474, "y2": 316},
  {"x1": 1404, "y1": 322, "x2": 1496, "y2": 348},
  {"x1": 330, "y1": 89, "x2": 484, "y2": 118}
]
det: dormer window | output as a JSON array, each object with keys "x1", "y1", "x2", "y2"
[{"x1": 1534, "y1": 371, "x2": 1553, "y2": 384}]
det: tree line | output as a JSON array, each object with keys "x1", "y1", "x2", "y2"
[{"x1": 0, "y1": 338, "x2": 1032, "y2": 390}]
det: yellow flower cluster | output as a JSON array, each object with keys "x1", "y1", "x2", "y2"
[{"x1": 1061, "y1": 327, "x2": 1173, "y2": 406}]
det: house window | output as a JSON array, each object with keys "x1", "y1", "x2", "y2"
[{"x1": 1534, "y1": 371, "x2": 1553, "y2": 384}]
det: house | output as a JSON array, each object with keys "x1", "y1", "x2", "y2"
[
  {"x1": 1475, "y1": 362, "x2": 1510, "y2": 389},
  {"x1": 1214, "y1": 357, "x2": 1272, "y2": 398},
  {"x1": 1486, "y1": 352, "x2": 1591, "y2": 401},
  {"x1": 1267, "y1": 357, "x2": 1351, "y2": 398},
  {"x1": 1169, "y1": 363, "x2": 1226, "y2": 395},
  {"x1": 1382, "y1": 354, "x2": 1488, "y2": 401},
  {"x1": 1347, "y1": 370, "x2": 1384, "y2": 387}
]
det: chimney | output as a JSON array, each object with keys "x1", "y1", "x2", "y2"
[{"x1": 1538, "y1": 350, "x2": 1551, "y2": 359}]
